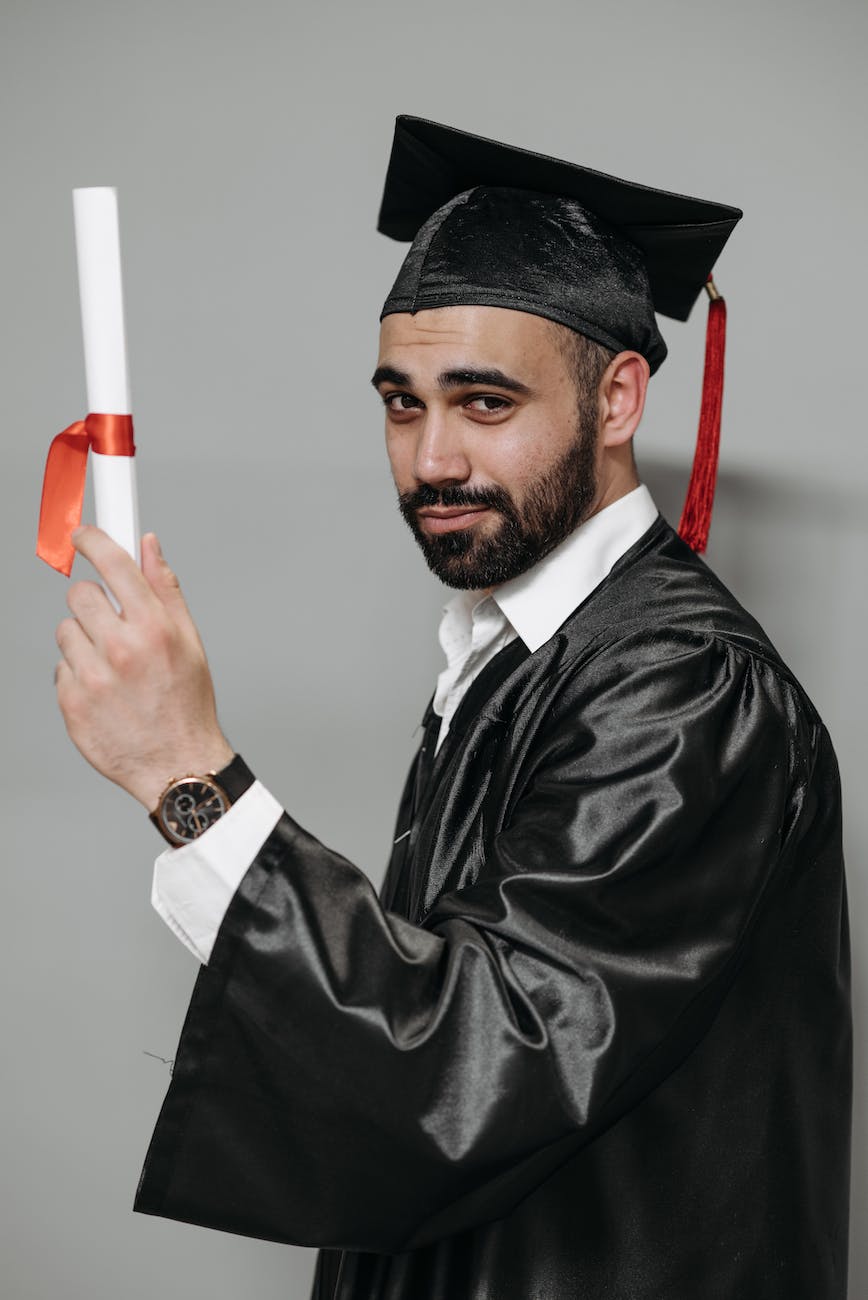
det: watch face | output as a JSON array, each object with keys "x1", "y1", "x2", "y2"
[{"x1": 159, "y1": 778, "x2": 229, "y2": 844}]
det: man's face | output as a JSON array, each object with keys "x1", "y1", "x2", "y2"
[{"x1": 374, "y1": 305, "x2": 603, "y2": 589}]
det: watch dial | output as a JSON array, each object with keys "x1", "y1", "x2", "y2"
[{"x1": 160, "y1": 779, "x2": 228, "y2": 844}]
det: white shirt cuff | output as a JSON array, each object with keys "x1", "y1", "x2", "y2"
[{"x1": 151, "y1": 780, "x2": 283, "y2": 965}]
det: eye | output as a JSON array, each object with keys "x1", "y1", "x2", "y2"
[
  {"x1": 465, "y1": 394, "x2": 512, "y2": 414},
  {"x1": 383, "y1": 392, "x2": 423, "y2": 413}
]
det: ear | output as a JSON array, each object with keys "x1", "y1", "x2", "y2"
[{"x1": 598, "y1": 352, "x2": 649, "y2": 449}]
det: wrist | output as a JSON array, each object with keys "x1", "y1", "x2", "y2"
[{"x1": 132, "y1": 738, "x2": 236, "y2": 812}]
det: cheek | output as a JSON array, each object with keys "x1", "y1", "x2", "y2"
[
  {"x1": 385, "y1": 429, "x2": 432, "y2": 499},
  {"x1": 470, "y1": 424, "x2": 560, "y2": 492},
  {"x1": 384, "y1": 427, "x2": 410, "y2": 484}
]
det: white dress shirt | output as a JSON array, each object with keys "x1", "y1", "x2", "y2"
[{"x1": 152, "y1": 485, "x2": 659, "y2": 964}]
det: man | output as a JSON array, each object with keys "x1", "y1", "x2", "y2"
[{"x1": 54, "y1": 119, "x2": 851, "y2": 1298}]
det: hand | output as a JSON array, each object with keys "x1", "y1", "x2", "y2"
[{"x1": 55, "y1": 528, "x2": 234, "y2": 810}]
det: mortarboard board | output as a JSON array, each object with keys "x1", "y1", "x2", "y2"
[{"x1": 376, "y1": 116, "x2": 743, "y2": 552}]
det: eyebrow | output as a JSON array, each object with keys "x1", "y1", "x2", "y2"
[
  {"x1": 370, "y1": 365, "x2": 532, "y2": 396},
  {"x1": 371, "y1": 365, "x2": 412, "y2": 389}
]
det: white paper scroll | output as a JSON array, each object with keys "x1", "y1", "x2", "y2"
[{"x1": 73, "y1": 186, "x2": 140, "y2": 563}]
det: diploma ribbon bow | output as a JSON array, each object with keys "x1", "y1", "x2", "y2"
[{"x1": 36, "y1": 413, "x2": 135, "y2": 576}]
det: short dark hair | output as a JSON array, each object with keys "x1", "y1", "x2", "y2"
[{"x1": 548, "y1": 321, "x2": 615, "y2": 404}]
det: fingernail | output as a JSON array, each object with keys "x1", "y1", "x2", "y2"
[{"x1": 153, "y1": 534, "x2": 163, "y2": 558}]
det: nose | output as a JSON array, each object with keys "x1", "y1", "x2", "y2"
[{"x1": 412, "y1": 408, "x2": 472, "y2": 487}]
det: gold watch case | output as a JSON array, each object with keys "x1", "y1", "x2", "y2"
[{"x1": 152, "y1": 774, "x2": 231, "y2": 846}]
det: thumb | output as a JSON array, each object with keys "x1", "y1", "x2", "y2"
[{"x1": 141, "y1": 533, "x2": 188, "y2": 617}]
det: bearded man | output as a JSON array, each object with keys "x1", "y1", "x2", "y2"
[{"x1": 54, "y1": 118, "x2": 851, "y2": 1299}]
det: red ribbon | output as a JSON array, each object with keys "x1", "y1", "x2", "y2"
[{"x1": 36, "y1": 413, "x2": 135, "y2": 576}]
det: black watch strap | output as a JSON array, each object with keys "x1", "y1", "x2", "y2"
[{"x1": 213, "y1": 752, "x2": 256, "y2": 803}]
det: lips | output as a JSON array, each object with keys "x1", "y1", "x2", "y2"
[{"x1": 417, "y1": 506, "x2": 491, "y2": 534}]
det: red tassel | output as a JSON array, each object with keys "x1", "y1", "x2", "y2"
[{"x1": 678, "y1": 278, "x2": 727, "y2": 553}]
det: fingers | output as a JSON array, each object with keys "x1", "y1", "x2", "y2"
[
  {"x1": 66, "y1": 579, "x2": 117, "y2": 645},
  {"x1": 140, "y1": 532, "x2": 202, "y2": 648},
  {"x1": 71, "y1": 526, "x2": 156, "y2": 619},
  {"x1": 141, "y1": 533, "x2": 188, "y2": 613},
  {"x1": 64, "y1": 580, "x2": 145, "y2": 678},
  {"x1": 59, "y1": 531, "x2": 205, "y2": 693},
  {"x1": 72, "y1": 526, "x2": 198, "y2": 645},
  {"x1": 56, "y1": 614, "x2": 99, "y2": 678}
]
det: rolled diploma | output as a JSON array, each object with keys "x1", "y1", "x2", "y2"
[{"x1": 73, "y1": 187, "x2": 140, "y2": 563}]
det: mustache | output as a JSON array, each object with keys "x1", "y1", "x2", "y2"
[{"x1": 398, "y1": 483, "x2": 515, "y2": 514}]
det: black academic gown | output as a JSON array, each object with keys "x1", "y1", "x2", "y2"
[{"x1": 135, "y1": 517, "x2": 852, "y2": 1299}]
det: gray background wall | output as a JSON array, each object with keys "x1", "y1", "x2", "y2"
[{"x1": 2, "y1": 0, "x2": 865, "y2": 1295}]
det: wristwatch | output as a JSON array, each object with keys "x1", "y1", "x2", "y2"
[{"x1": 149, "y1": 753, "x2": 255, "y2": 847}]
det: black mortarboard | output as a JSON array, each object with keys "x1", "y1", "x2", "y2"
[{"x1": 377, "y1": 116, "x2": 743, "y2": 551}]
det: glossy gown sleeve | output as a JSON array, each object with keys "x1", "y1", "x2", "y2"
[{"x1": 134, "y1": 632, "x2": 815, "y2": 1252}]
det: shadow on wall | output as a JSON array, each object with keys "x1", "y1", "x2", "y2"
[
  {"x1": 642, "y1": 453, "x2": 867, "y2": 574},
  {"x1": 640, "y1": 455, "x2": 867, "y2": 723}
]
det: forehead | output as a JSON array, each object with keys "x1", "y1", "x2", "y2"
[{"x1": 377, "y1": 305, "x2": 564, "y2": 372}]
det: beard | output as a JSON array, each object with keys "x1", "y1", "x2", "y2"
[{"x1": 397, "y1": 414, "x2": 599, "y2": 590}]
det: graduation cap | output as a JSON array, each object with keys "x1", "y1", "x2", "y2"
[{"x1": 377, "y1": 116, "x2": 743, "y2": 552}]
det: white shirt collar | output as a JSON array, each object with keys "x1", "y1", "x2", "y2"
[
  {"x1": 489, "y1": 483, "x2": 659, "y2": 651},
  {"x1": 432, "y1": 486, "x2": 658, "y2": 745}
]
